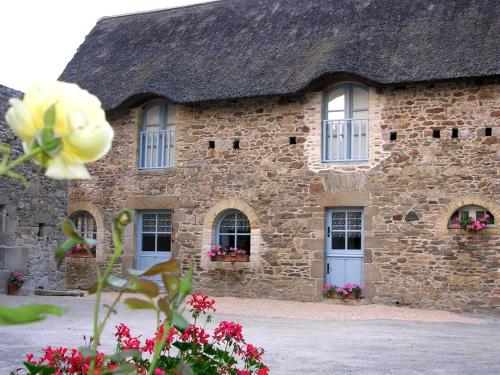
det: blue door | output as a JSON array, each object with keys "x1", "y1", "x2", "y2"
[
  {"x1": 136, "y1": 211, "x2": 172, "y2": 282},
  {"x1": 326, "y1": 208, "x2": 364, "y2": 287}
]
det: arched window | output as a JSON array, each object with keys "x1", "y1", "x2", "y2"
[
  {"x1": 216, "y1": 210, "x2": 251, "y2": 254},
  {"x1": 71, "y1": 211, "x2": 97, "y2": 243},
  {"x1": 139, "y1": 100, "x2": 176, "y2": 169},
  {"x1": 323, "y1": 83, "x2": 369, "y2": 161},
  {"x1": 448, "y1": 205, "x2": 495, "y2": 229}
]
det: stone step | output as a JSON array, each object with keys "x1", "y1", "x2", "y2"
[{"x1": 34, "y1": 289, "x2": 85, "y2": 297}]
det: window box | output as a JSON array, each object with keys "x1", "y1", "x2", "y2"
[{"x1": 211, "y1": 254, "x2": 250, "y2": 262}]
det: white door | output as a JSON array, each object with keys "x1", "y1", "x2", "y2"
[
  {"x1": 326, "y1": 208, "x2": 364, "y2": 287},
  {"x1": 136, "y1": 211, "x2": 172, "y2": 282}
]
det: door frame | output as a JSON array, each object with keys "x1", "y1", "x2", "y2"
[{"x1": 325, "y1": 207, "x2": 365, "y2": 286}]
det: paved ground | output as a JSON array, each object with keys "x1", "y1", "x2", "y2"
[{"x1": 1, "y1": 294, "x2": 499, "y2": 374}]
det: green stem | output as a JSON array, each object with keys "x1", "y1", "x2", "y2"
[
  {"x1": 89, "y1": 222, "x2": 124, "y2": 374},
  {"x1": 98, "y1": 289, "x2": 125, "y2": 333},
  {"x1": 0, "y1": 146, "x2": 44, "y2": 176}
]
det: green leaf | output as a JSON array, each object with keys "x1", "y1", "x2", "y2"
[
  {"x1": 43, "y1": 103, "x2": 56, "y2": 129},
  {"x1": 172, "y1": 310, "x2": 188, "y2": 331},
  {"x1": 107, "y1": 349, "x2": 142, "y2": 362},
  {"x1": 127, "y1": 259, "x2": 179, "y2": 277},
  {"x1": 127, "y1": 279, "x2": 159, "y2": 298},
  {"x1": 88, "y1": 282, "x2": 98, "y2": 294},
  {"x1": 157, "y1": 296, "x2": 170, "y2": 315},
  {"x1": 23, "y1": 362, "x2": 56, "y2": 375},
  {"x1": 107, "y1": 275, "x2": 128, "y2": 289},
  {"x1": 123, "y1": 298, "x2": 155, "y2": 310},
  {"x1": 0, "y1": 304, "x2": 67, "y2": 325},
  {"x1": 162, "y1": 274, "x2": 179, "y2": 298},
  {"x1": 174, "y1": 268, "x2": 192, "y2": 307},
  {"x1": 54, "y1": 237, "x2": 80, "y2": 267},
  {"x1": 61, "y1": 219, "x2": 83, "y2": 239}
]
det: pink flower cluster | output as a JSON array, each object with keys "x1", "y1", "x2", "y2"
[
  {"x1": 8, "y1": 271, "x2": 24, "y2": 287},
  {"x1": 207, "y1": 245, "x2": 247, "y2": 258},
  {"x1": 323, "y1": 283, "x2": 365, "y2": 301},
  {"x1": 454, "y1": 214, "x2": 489, "y2": 232}
]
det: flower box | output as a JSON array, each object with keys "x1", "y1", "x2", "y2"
[
  {"x1": 211, "y1": 254, "x2": 249, "y2": 262},
  {"x1": 7, "y1": 283, "x2": 20, "y2": 295},
  {"x1": 66, "y1": 250, "x2": 96, "y2": 258}
]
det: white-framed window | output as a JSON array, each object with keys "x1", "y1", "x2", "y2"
[
  {"x1": 139, "y1": 101, "x2": 175, "y2": 169},
  {"x1": 329, "y1": 209, "x2": 364, "y2": 252},
  {"x1": 139, "y1": 211, "x2": 173, "y2": 252},
  {"x1": 448, "y1": 205, "x2": 495, "y2": 228},
  {"x1": 323, "y1": 83, "x2": 369, "y2": 162},
  {"x1": 71, "y1": 211, "x2": 97, "y2": 243},
  {"x1": 216, "y1": 210, "x2": 251, "y2": 254}
]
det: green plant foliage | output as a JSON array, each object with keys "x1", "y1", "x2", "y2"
[{"x1": 0, "y1": 304, "x2": 67, "y2": 325}]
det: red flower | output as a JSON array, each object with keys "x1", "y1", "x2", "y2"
[
  {"x1": 187, "y1": 294, "x2": 216, "y2": 315},
  {"x1": 237, "y1": 371, "x2": 251, "y2": 375},
  {"x1": 154, "y1": 369, "x2": 166, "y2": 375},
  {"x1": 244, "y1": 344, "x2": 263, "y2": 361},
  {"x1": 180, "y1": 324, "x2": 210, "y2": 344},
  {"x1": 256, "y1": 367, "x2": 270, "y2": 375},
  {"x1": 114, "y1": 323, "x2": 131, "y2": 340},
  {"x1": 214, "y1": 321, "x2": 244, "y2": 342}
]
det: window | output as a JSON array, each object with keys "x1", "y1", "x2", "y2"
[
  {"x1": 140, "y1": 212, "x2": 172, "y2": 252},
  {"x1": 323, "y1": 83, "x2": 369, "y2": 161},
  {"x1": 448, "y1": 205, "x2": 495, "y2": 228},
  {"x1": 329, "y1": 210, "x2": 363, "y2": 251},
  {"x1": 71, "y1": 211, "x2": 97, "y2": 243},
  {"x1": 139, "y1": 101, "x2": 175, "y2": 169},
  {"x1": 216, "y1": 210, "x2": 251, "y2": 254}
]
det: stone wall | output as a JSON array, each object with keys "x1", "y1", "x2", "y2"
[
  {"x1": 68, "y1": 77, "x2": 499, "y2": 313},
  {"x1": 0, "y1": 85, "x2": 67, "y2": 293}
]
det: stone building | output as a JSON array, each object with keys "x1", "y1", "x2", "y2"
[
  {"x1": 0, "y1": 84, "x2": 67, "y2": 292},
  {"x1": 60, "y1": 0, "x2": 499, "y2": 313}
]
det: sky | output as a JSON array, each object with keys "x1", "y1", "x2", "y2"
[{"x1": 0, "y1": 0, "x2": 214, "y2": 92}]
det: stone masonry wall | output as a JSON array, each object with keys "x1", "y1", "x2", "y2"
[
  {"x1": 69, "y1": 77, "x2": 499, "y2": 313},
  {"x1": 0, "y1": 85, "x2": 67, "y2": 293}
]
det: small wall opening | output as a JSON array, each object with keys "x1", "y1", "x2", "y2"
[
  {"x1": 233, "y1": 140, "x2": 240, "y2": 149},
  {"x1": 451, "y1": 128, "x2": 459, "y2": 138},
  {"x1": 485, "y1": 127, "x2": 492, "y2": 137},
  {"x1": 432, "y1": 129, "x2": 441, "y2": 138},
  {"x1": 389, "y1": 132, "x2": 397, "y2": 141},
  {"x1": 208, "y1": 140, "x2": 215, "y2": 149}
]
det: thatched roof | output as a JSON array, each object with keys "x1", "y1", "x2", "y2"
[{"x1": 60, "y1": 0, "x2": 500, "y2": 110}]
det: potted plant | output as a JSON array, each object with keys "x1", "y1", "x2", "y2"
[
  {"x1": 323, "y1": 283, "x2": 365, "y2": 301},
  {"x1": 453, "y1": 213, "x2": 490, "y2": 232},
  {"x1": 7, "y1": 271, "x2": 24, "y2": 295},
  {"x1": 208, "y1": 245, "x2": 249, "y2": 262}
]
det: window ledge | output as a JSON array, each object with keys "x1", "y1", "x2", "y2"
[
  {"x1": 207, "y1": 260, "x2": 252, "y2": 271},
  {"x1": 322, "y1": 159, "x2": 369, "y2": 164},
  {"x1": 137, "y1": 167, "x2": 175, "y2": 175}
]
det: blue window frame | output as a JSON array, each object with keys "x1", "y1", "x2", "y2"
[
  {"x1": 139, "y1": 101, "x2": 176, "y2": 169},
  {"x1": 216, "y1": 210, "x2": 251, "y2": 254},
  {"x1": 322, "y1": 83, "x2": 369, "y2": 162}
]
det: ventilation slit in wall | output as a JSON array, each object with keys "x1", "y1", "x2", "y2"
[
  {"x1": 37, "y1": 223, "x2": 45, "y2": 238},
  {"x1": 451, "y1": 128, "x2": 459, "y2": 138},
  {"x1": 289, "y1": 136, "x2": 297, "y2": 145},
  {"x1": 233, "y1": 140, "x2": 240, "y2": 149},
  {"x1": 485, "y1": 127, "x2": 492, "y2": 137},
  {"x1": 208, "y1": 141, "x2": 215, "y2": 149},
  {"x1": 390, "y1": 132, "x2": 397, "y2": 141},
  {"x1": 432, "y1": 129, "x2": 441, "y2": 138}
]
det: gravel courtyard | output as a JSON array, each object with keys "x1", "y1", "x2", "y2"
[{"x1": 1, "y1": 294, "x2": 499, "y2": 374}]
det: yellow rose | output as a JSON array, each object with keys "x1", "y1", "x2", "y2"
[{"x1": 5, "y1": 81, "x2": 114, "y2": 179}]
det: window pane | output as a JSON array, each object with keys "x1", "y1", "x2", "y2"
[
  {"x1": 142, "y1": 234, "x2": 155, "y2": 252},
  {"x1": 219, "y1": 234, "x2": 235, "y2": 249},
  {"x1": 236, "y1": 212, "x2": 251, "y2": 233},
  {"x1": 236, "y1": 235, "x2": 250, "y2": 252},
  {"x1": 166, "y1": 103, "x2": 176, "y2": 126},
  {"x1": 460, "y1": 211, "x2": 469, "y2": 220},
  {"x1": 485, "y1": 211, "x2": 495, "y2": 224},
  {"x1": 352, "y1": 110, "x2": 368, "y2": 119},
  {"x1": 347, "y1": 212, "x2": 362, "y2": 230},
  {"x1": 157, "y1": 233, "x2": 171, "y2": 252},
  {"x1": 332, "y1": 232, "x2": 345, "y2": 250},
  {"x1": 157, "y1": 213, "x2": 172, "y2": 233},
  {"x1": 347, "y1": 232, "x2": 362, "y2": 250},
  {"x1": 353, "y1": 86, "x2": 368, "y2": 111},
  {"x1": 328, "y1": 111, "x2": 345, "y2": 120},
  {"x1": 145, "y1": 105, "x2": 161, "y2": 131},
  {"x1": 219, "y1": 213, "x2": 236, "y2": 233},
  {"x1": 331, "y1": 212, "x2": 346, "y2": 230},
  {"x1": 328, "y1": 87, "x2": 345, "y2": 112},
  {"x1": 142, "y1": 214, "x2": 156, "y2": 232}
]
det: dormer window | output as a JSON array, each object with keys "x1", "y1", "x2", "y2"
[
  {"x1": 139, "y1": 101, "x2": 176, "y2": 169},
  {"x1": 322, "y1": 83, "x2": 369, "y2": 162}
]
